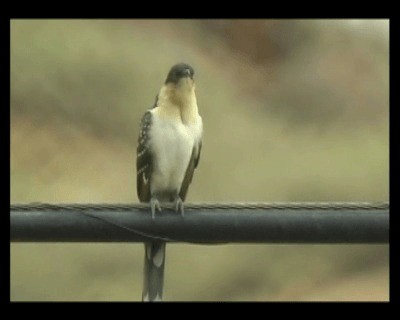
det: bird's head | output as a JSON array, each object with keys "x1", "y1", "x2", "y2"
[{"x1": 165, "y1": 63, "x2": 195, "y2": 90}]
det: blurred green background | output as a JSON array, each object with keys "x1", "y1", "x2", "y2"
[{"x1": 10, "y1": 19, "x2": 389, "y2": 301}]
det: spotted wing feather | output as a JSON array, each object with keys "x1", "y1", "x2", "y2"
[{"x1": 136, "y1": 111, "x2": 153, "y2": 202}]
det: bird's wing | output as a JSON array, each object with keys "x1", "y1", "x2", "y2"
[
  {"x1": 152, "y1": 94, "x2": 159, "y2": 109},
  {"x1": 179, "y1": 139, "x2": 202, "y2": 201},
  {"x1": 136, "y1": 111, "x2": 153, "y2": 202},
  {"x1": 194, "y1": 140, "x2": 202, "y2": 169}
]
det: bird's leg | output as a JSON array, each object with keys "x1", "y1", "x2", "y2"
[
  {"x1": 174, "y1": 195, "x2": 184, "y2": 217},
  {"x1": 150, "y1": 196, "x2": 161, "y2": 220}
]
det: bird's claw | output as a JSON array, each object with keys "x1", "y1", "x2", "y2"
[
  {"x1": 174, "y1": 197, "x2": 184, "y2": 217},
  {"x1": 150, "y1": 197, "x2": 161, "y2": 220}
]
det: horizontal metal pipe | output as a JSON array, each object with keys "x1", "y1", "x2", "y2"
[{"x1": 10, "y1": 203, "x2": 389, "y2": 244}]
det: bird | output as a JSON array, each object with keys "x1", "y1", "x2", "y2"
[
  {"x1": 136, "y1": 63, "x2": 203, "y2": 302},
  {"x1": 136, "y1": 63, "x2": 203, "y2": 219}
]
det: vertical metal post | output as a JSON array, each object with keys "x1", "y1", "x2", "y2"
[{"x1": 142, "y1": 241, "x2": 166, "y2": 302}]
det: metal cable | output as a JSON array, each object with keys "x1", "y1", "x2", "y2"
[
  {"x1": 11, "y1": 202, "x2": 389, "y2": 243},
  {"x1": 10, "y1": 202, "x2": 389, "y2": 211}
]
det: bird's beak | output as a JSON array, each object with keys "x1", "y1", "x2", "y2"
[{"x1": 184, "y1": 69, "x2": 192, "y2": 78}]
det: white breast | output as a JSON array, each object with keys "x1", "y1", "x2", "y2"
[{"x1": 149, "y1": 109, "x2": 202, "y2": 198}]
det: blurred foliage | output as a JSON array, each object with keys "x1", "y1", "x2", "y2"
[{"x1": 10, "y1": 19, "x2": 389, "y2": 301}]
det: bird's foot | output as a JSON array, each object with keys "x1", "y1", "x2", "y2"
[
  {"x1": 150, "y1": 197, "x2": 162, "y2": 220},
  {"x1": 174, "y1": 196, "x2": 184, "y2": 217}
]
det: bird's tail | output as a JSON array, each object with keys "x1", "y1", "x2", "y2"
[{"x1": 142, "y1": 241, "x2": 166, "y2": 302}]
